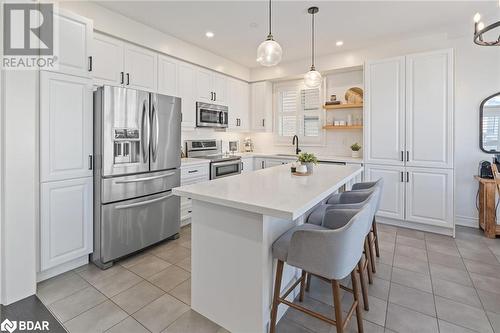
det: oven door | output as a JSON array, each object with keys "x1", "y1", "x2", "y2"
[{"x1": 211, "y1": 160, "x2": 242, "y2": 179}]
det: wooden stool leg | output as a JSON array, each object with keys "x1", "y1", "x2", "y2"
[
  {"x1": 372, "y1": 218, "x2": 380, "y2": 258},
  {"x1": 299, "y1": 270, "x2": 307, "y2": 302},
  {"x1": 364, "y1": 238, "x2": 373, "y2": 284},
  {"x1": 270, "y1": 260, "x2": 284, "y2": 333},
  {"x1": 305, "y1": 272, "x2": 311, "y2": 292},
  {"x1": 332, "y1": 280, "x2": 343, "y2": 333},
  {"x1": 351, "y1": 270, "x2": 364, "y2": 333},
  {"x1": 357, "y1": 261, "x2": 369, "y2": 311},
  {"x1": 368, "y1": 233, "x2": 377, "y2": 274}
]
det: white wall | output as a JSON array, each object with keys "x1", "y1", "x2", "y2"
[
  {"x1": 1, "y1": 71, "x2": 38, "y2": 305},
  {"x1": 251, "y1": 32, "x2": 500, "y2": 228},
  {"x1": 59, "y1": 1, "x2": 250, "y2": 81}
]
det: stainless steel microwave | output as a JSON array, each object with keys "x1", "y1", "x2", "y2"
[{"x1": 196, "y1": 102, "x2": 228, "y2": 128}]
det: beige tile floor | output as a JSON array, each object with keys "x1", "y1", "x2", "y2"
[{"x1": 37, "y1": 224, "x2": 500, "y2": 333}]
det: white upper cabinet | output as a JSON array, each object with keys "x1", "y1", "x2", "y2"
[
  {"x1": 195, "y1": 68, "x2": 228, "y2": 105},
  {"x1": 40, "y1": 177, "x2": 93, "y2": 270},
  {"x1": 178, "y1": 63, "x2": 197, "y2": 129},
  {"x1": 405, "y1": 49, "x2": 454, "y2": 169},
  {"x1": 40, "y1": 71, "x2": 93, "y2": 182},
  {"x1": 123, "y1": 43, "x2": 158, "y2": 92},
  {"x1": 364, "y1": 164, "x2": 405, "y2": 221},
  {"x1": 158, "y1": 54, "x2": 179, "y2": 97},
  {"x1": 228, "y1": 78, "x2": 250, "y2": 131},
  {"x1": 364, "y1": 57, "x2": 406, "y2": 166},
  {"x1": 405, "y1": 167, "x2": 453, "y2": 228},
  {"x1": 53, "y1": 10, "x2": 93, "y2": 77},
  {"x1": 250, "y1": 81, "x2": 273, "y2": 132},
  {"x1": 91, "y1": 34, "x2": 158, "y2": 92},
  {"x1": 92, "y1": 32, "x2": 124, "y2": 86}
]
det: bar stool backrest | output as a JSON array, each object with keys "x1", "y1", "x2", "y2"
[{"x1": 287, "y1": 205, "x2": 372, "y2": 280}]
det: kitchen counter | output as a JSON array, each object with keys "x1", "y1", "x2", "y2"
[
  {"x1": 180, "y1": 157, "x2": 210, "y2": 167},
  {"x1": 235, "y1": 152, "x2": 363, "y2": 164},
  {"x1": 174, "y1": 164, "x2": 362, "y2": 220},
  {"x1": 172, "y1": 164, "x2": 363, "y2": 333}
]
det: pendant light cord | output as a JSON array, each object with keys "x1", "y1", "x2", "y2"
[
  {"x1": 268, "y1": 0, "x2": 272, "y2": 38},
  {"x1": 311, "y1": 12, "x2": 315, "y2": 69}
]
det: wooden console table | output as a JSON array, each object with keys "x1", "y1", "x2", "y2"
[{"x1": 475, "y1": 176, "x2": 500, "y2": 238}]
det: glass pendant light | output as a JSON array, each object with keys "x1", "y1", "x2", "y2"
[
  {"x1": 256, "y1": 0, "x2": 282, "y2": 66},
  {"x1": 304, "y1": 7, "x2": 322, "y2": 88}
]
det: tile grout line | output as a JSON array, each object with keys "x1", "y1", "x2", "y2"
[{"x1": 423, "y1": 235, "x2": 440, "y2": 332}]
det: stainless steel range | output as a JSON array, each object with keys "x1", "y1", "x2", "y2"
[
  {"x1": 185, "y1": 140, "x2": 242, "y2": 179},
  {"x1": 93, "y1": 86, "x2": 181, "y2": 269}
]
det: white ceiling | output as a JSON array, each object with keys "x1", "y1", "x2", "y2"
[{"x1": 94, "y1": 1, "x2": 497, "y2": 68}]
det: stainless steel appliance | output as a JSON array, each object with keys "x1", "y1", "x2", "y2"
[
  {"x1": 185, "y1": 140, "x2": 242, "y2": 179},
  {"x1": 93, "y1": 86, "x2": 181, "y2": 269},
  {"x1": 196, "y1": 102, "x2": 228, "y2": 128}
]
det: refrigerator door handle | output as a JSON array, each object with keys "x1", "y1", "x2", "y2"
[
  {"x1": 115, "y1": 193, "x2": 173, "y2": 210},
  {"x1": 114, "y1": 172, "x2": 176, "y2": 184},
  {"x1": 141, "y1": 99, "x2": 150, "y2": 163},
  {"x1": 151, "y1": 99, "x2": 159, "y2": 162}
]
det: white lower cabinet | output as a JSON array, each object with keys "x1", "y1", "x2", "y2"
[
  {"x1": 405, "y1": 167, "x2": 454, "y2": 228},
  {"x1": 241, "y1": 157, "x2": 254, "y2": 173},
  {"x1": 364, "y1": 164, "x2": 405, "y2": 220},
  {"x1": 364, "y1": 164, "x2": 453, "y2": 230},
  {"x1": 40, "y1": 177, "x2": 93, "y2": 271},
  {"x1": 180, "y1": 163, "x2": 210, "y2": 223},
  {"x1": 254, "y1": 158, "x2": 266, "y2": 170}
]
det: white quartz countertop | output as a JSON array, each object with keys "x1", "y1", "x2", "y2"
[
  {"x1": 235, "y1": 152, "x2": 363, "y2": 164},
  {"x1": 181, "y1": 157, "x2": 210, "y2": 167},
  {"x1": 173, "y1": 164, "x2": 363, "y2": 220}
]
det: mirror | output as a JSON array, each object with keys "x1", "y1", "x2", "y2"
[{"x1": 480, "y1": 92, "x2": 500, "y2": 153}]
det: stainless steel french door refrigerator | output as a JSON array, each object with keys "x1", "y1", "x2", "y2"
[{"x1": 92, "y1": 86, "x2": 181, "y2": 269}]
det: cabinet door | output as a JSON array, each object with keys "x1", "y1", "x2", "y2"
[
  {"x1": 227, "y1": 78, "x2": 241, "y2": 129},
  {"x1": 364, "y1": 164, "x2": 405, "y2": 220},
  {"x1": 196, "y1": 68, "x2": 213, "y2": 102},
  {"x1": 364, "y1": 57, "x2": 405, "y2": 165},
  {"x1": 406, "y1": 49, "x2": 453, "y2": 168},
  {"x1": 53, "y1": 10, "x2": 93, "y2": 77},
  {"x1": 250, "y1": 82, "x2": 273, "y2": 132},
  {"x1": 254, "y1": 158, "x2": 266, "y2": 169},
  {"x1": 123, "y1": 43, "x2": 158, "y2": 92},
  {"x1": 241, "y1": 158, "x2": 254, "y2": 173},
  {"x1": 158, "y1": 54, "x2": 178, "y2": 97},
  {"x1": 238, "y1": 81, "x2": 250, "y2": 131},
  {"x1": 405, "y1": 167, "x2": 453, "y2": 228},
  {"x1": 40, "y1": 177, "x2": 93, "y2": 270},
  {"x1": 212, "y1": 73, "x2": 227, "y2": 104},
  {"x1": 40, "y1": 71, "x2": 93, "y2": 182},
  {"x1": 92, "y1": 33, "x2": 124, "y2": 86},
  {"x1": 178, "y1": 63, "x2": 197, "y2": 128}
]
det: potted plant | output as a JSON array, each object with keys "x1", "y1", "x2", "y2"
[
  {"x1": 350, "y1": 143, "x2": 362, "y2": 158},
  {"x1": 297, "y1": 152, "x2": 318, "y2": 173}
]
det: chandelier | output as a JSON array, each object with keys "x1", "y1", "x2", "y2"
[{"x1": 473, "y1": 7, "x2": 500, "y2": 46}]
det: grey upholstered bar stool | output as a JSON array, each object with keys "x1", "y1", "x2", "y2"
[
  {"x1": 328, "y1": 179, "x2": 384, "y2": 273},
  {"x1": 269, "y1": 206, "x2": 372, "y2": 333},
  {"x1": 306, "y1": 189, "x2": 380, "y2": 311}
]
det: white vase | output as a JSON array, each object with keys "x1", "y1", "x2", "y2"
[{"x1": 351, "y1": 151, "x2": 360, "y2": 158}]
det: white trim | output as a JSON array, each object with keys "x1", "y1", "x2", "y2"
[
  {"x1": 455, "y1": 215, "x2": 480, "y2": 229},
  {"x1": 37, "y1": 255, "x2": 88, "y2": 283},
  {"x1": 377, "y1": 216, "x2": 454, "y2": 237}
]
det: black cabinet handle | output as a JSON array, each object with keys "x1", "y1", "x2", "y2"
[
  {"x1": 88, "y1": 155, "x2": 93, "y2": 170},
  {"x1": 126, "y1": 73, "x2": 130, "y2": 85},
  {"x1": 262, "y1": 119, "x2": 265, "y2": 127},
  {"x1": 400, "y1": 171, "x2": 404, "y2": 182},
  {"x1": 120, "y1": 72, "x2": 124, "y2": 84},
  {"x1": 406, "y1": 171, "x2": 409, "y2": 182},
  {"x1": 406, "y1": 151, "x2": 410, "y2": 162},
  {"x1": 214, "y1": 92, "x2": 217, "y2": 101},
  {"x1": 401, "y1": 151, "x2": 404, "y2": 162},
  {"x1": 88, "y1": 56, "x2": 93, "y2": 72},
  {"x1": 188, "y1": 170, "x2": 198, "y2": 174}
]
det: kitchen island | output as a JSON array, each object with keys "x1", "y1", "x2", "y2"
[{"x1": 173, "y1": 164, "x2": 363, "y2": 333}]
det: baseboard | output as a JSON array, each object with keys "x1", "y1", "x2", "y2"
[
  {"x1": 36, "y1": 255, "x2": 88, "y2": 282},
  {"x1": 377, "y1": 216, "x2": 454, "y2": 237},
  {"x1": 455, "y1": 215, "x2": 480, "y2": 228}
]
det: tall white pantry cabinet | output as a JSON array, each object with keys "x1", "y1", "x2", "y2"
[
  {"x1": 363, "y1": 49, "x2": 454, "y2": 234},
  {"x1": 39, "y1": 10, "x2": 94, "y2": 280}
]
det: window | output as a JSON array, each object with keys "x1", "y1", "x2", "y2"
[{"x1": 274, "y1": 80, "x2": 324, "y2": 145}]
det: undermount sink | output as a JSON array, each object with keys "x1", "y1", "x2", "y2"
[{"x1": 275, "y1": 154, "x2": 298, "y2": 158}]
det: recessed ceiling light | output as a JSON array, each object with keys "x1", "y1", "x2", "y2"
[
  {"x1": 205, "y1": 31, "x2": 214, "y2": 38},
  {"x1": 336, "y1": 41, "x2": 344, "y2": 46}
]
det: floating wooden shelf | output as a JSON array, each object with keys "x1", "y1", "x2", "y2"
[
  {"x1": 323, "y1": 103, "x2": 363, "y2": 110},
  {"x1": 323, "y1": 125, "x2": 363, "y2": 130}
]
